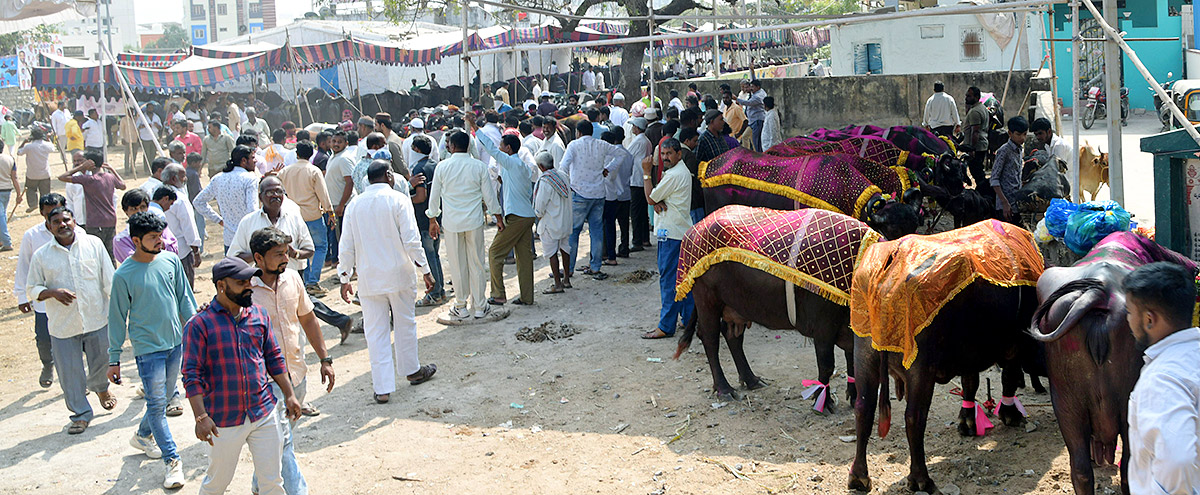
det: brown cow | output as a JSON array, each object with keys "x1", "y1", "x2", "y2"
[{"x1": 1079, "y1": 141, "x2": 1109, "y2": 201}]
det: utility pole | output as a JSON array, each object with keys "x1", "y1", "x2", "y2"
[
  {"x1": 712, "y1": 0, "x2": 720, "y2": 77},
  {"x1": 1102, "y1": 0, "x2": 1123, "y2": 204},
  {"x1": 1069, "y1": 0, "x2": 1081, "y2": 202}
]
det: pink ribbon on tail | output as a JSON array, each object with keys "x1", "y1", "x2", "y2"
[
  {"x1": 801, "y1": 379, "x2": 829, "y2": 413},
  {"x1": 963, "y1": 400, "x2": 994, "y2": 437},
  {"x1": 992, "y1": 396, "x2": 1028, "y2": 417}
]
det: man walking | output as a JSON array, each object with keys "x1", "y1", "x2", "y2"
[
  {"x1": 559, "y1": 120, "x2": 626, "y2": 280},
  {"x1": 58, "y1": 149, "x2": 126, "y2": 259},
  {"x1": 409, "y1": 137, "x2": 446, "y2": 307},
  {"x1": 183, "y1": 256, "x2": 301, "y2": 495},
  {"x1": 17, "y1": 128, "x2": 55, "y2": 213},
  {"x1": 82, "y1": 109, "x2": 105, "y2": 157},
  {"x1": 340, "y1": 161, "x2": 437, "y2": 403},
  {"x1": 202, "y1": 119, "x2": 236, "y2": 178},
  {"x1": 426, "y1": 130, "x2": 501, "y2": 319},
  {"x1": 65, "y1": 110, "x2": 84, "y2": 153},
  {"x1": 277, "y1": 141, "x2": 334, "y2": 294},
  {"x1": 243, "y1": 107, "x2": 271, "y2": 147},
  {"x1": 27, "y1": 207, "x2": 116, "y2": 434},
  {"x1": 923, "y1": 81, "x2": 961, "y2": 138},
  {"x1": 109, "y1": 212, "x2": 196, "y2": 489},
  {"x1": 963, "y1": 86, "x2": 990, "y2": 190},
  {"x1": 601, "y1": 130, "x2": 633, "y2": 264},
  {"x1": 476, "y1": 130, "x2": 536, "y2": 307},
  {"x1": 15, "y1": 193, "x2": 68, "y2": 388},
  {"x1": 159, "y1": 164, "x2": 202, "y2": 286},
  {"x1": 626, "y1": 117, "x2": 652, "y2": 252},
  {"x1": 194, "y1": 145, "x2": 259, "y2": 251},
  {"x1": 374, "y1": 113, "x2": 409, "y2": 178},
  {"x1": 247, "y1": 227, "x2": 336, "y2": 495}
]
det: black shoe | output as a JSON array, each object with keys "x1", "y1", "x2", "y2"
[{"x1": 629, "y1": 246, "x2": 645, "y2": 253}]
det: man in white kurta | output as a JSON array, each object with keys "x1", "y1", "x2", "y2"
[
  {"x1": 426, "y1": 131, "x2": 501, "y2": 320},
  {"x1": 338, "y1": 162, "x2": 436, "y2": 401}
]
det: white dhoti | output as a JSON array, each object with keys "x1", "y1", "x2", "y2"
[
  {"x1": 360, "y1": 290, "x2": 420, "y2": 395},
  {"x1": 444, "y1": 227, "x2": 487, "y2": 313}
]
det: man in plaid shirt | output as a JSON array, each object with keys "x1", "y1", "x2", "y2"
[{"x1": 182, "y1": 257, "x2": 301, "y2": 495}]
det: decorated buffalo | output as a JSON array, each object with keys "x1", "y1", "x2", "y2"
[
  {"x1": 1029, "y1": 232, "x2": 1197, "y2": 495},
  {"x1": 673, "y1": 206, "x2": 881, "y2": 408},
  {"x1": 848, "y1": 220, "x2": 1045, "y2": 493}
]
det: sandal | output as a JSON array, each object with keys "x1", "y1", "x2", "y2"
[
  {"x1": 98, "y1": 391, "x2": 117, "y2": 411},
  {"x1": 374, "y1": 393, "x2": 390, "y2": 404},
  {"x1": 416, "y1": 294, "x2": 441, "y2": 307},
  {"x1": 301, "y1": 403, "x2": 321, "y2": 416},
  {"x1": 512, "y1": 299, "x2": 531, "y2": 306},
  {"x1": 67, "y1": 420, "x2": 88, "y2": 435},
  {"x1": 543, "y1": 286, "x2": 565, "y2": 295},
  {"x1": 39, "y1": 365, "x2": 53, "y2": 388},
  {"x1": 407, "y1": 364, "x2": 438, "y2": 385},
  {"x1": 562, "y1": 280, "x2": 573, "y2": 289},
  {"x1": 592, "y1": 272, "x2": 609, "y2": 281},
  {"x1": 641, "y1": 328, "x2": 674, "y2": 340},
  {"x1": 487, "y1": 297, "x2": 507, "y2": 305},
  {"x1": 603, "y1": 260, "x2": 618, "y2": 266}
]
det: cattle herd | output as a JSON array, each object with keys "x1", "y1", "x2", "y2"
[{"x1": 673, "y1": 124, "x2": 1171, "y2": 495}]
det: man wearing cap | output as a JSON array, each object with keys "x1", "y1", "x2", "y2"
[
  {"x1": 626, "y1": 117, "x2": 652, "y2": 251},
  {"x1": 402, "y1": 118, "x2": 439, "y2": 169},
  {"x1": 183, "y1": 256, "x2": 301, "y2": 495},
  {"x1": 339, "y1": 161, "x2": 437, "y2": 402},
  {"x1": 609, "y1": 93, "x2": 630, "y2": 128},
  {"x1": 537, "y1": 93, "x2": 558, "y2": 117},
  {"x1": 243, "y1": 108, "x2": 271, "y2": 148},
  {"x1": 65, "y1": 110, "x2": 85, "y2": 153},
  {"x1": 375, "y1": 113, "x2": 410, "y2": 178},
  {"x1": 356, "y1": 116, "x2": 375, "y2": 143},
  {"x1": 108, "y1": 211, "x2": 196, "y2": 489}
]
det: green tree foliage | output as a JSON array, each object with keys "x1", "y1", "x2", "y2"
[
  {"x1": 0, "y1": 25, "x2": 59, "y2": 56},
  {"x1": 144, "y1": 23, "x2": 190, "y2": 52}
]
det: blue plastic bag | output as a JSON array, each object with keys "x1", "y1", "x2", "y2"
[
  {"x1": 1064, "y1": 200, "x2": 1132, "y2": 255},
  {"x1": 1044, "y1": 198, "x2": 1077, "y2": 240}
]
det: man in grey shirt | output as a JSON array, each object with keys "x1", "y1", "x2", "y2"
[{"x1": 735, "y1": 79, "x2": 767, "y2": 151}]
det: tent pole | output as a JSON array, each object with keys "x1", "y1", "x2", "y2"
[
  {"x1": 462, "y1": 1, "x2": 470, "y2": 106},
  {"x1": 286, "y1": 30, "x2": 304, "y2": 127},
  {"x1": 350, "y1": 32, "x2": 365, "y2": 113},
  {"x1": 648, "y1": 11, "x2": 656, "y2": 107},
  {"x1": 97, "y1": 6, "x2": 107, "y2": 159},
  {"x1": 1069, "y1": 0, "x2": 1080, "y2": 202}
]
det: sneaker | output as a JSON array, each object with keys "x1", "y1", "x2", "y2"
[
  {"x1": 130, "y1": 434, "x2": 162, "y2": 459},
  {"x1": 474, "y1": 304, "x2": 492, "y2": 319},
  {"x1": 163, "y1": 458, "x2": 184, "y2": 489},
  {"x1": 448, "y1": 306, "x2": 470, "y2": 320}
]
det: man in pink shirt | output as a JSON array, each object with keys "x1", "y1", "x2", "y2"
[{"x1": 170, "y1": 119, "x2": 202, "y2": 156}]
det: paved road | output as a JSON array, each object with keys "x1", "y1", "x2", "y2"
[{"x1": 1066, "y1": 113, "x2": 1163, "y2": 227}]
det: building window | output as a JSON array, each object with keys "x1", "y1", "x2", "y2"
[
  {"x1": 217, "y1": 3, "x2": 227, "y2": 15},
  {"x1": 961, "y1": 27, "x2": 986, "y2": 61},
  {"x1": 853, "y1": 42, "x2": 882, "y2": 75},
  {"x1": 219, "y1": 27, "x2": 228, "y2": 32},
  {"x1": 248, "y1": 2, "x2": 262, "y2": 17},
  {"x1": 64, "y1": 46, "x2": 84, "y2": 57},
  {"x1": 193, "y1": 28, "x2": 205, "y2": 38},
  {"x1": 920, "y1": 25, "x2": 944, "y2": 39},
  {"x1": 190, "y1": 3, "x2": 205, "y2": 20}
]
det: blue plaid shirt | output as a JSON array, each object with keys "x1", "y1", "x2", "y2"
[{"x1": 182, "y1": 298, "x2": 287, "y2": 428}]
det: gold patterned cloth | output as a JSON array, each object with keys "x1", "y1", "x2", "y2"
[
  {"x1": 676, "y1": 206, "x2": 881, "y2": 306},
  {"x1": 850, "y1": 220, "x2": 1045, "y2": 368}
]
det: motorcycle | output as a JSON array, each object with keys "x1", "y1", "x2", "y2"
[
  {"x1": 1154, "y1": 72, "x2": 1176, "y2": 131},
  {"x1": 1081, "y1": 85, "x2": 1129, "y2": 129}
]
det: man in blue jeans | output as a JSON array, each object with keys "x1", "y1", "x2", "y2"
[
  {"x1": 409, "y1": 136, "x2": 446, "y2": 306},
  {"x1": 639, "y1": 137, "x2": 695, "y2": 339},
  {"x1": 559, "y1": 120, "x2": 627, "y2": 280},
  {"x1": 108, "y1": 212, "x2": 197, "y2": 489}
]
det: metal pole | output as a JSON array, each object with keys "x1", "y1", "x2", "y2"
[
  {"x1": 1070, "y1": 0, "x2": 1081, "y2": 202},
  {"x1": 97, "y1": 5, "x2": 107, "y2": 157},
  {"x1": 1047, "y1": 10, "x2": 1063, "y2": 138},
  {"x1": 285, "y1": 31, "x2": 303, "y2": 127},
  {"x1": 712, "y1": 0, "x2": 720, "y2": 77},
  {"x1": 462, "y1": 1, "x2": 470, "y2": 106},
  {"x1": 1102, "y1": 0, "x2": 1123, "y2": 204},
  {"x1": 648, "y1": 11, "x2": 656, "y2": 107}
]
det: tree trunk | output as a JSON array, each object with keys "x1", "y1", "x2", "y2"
[{"x1": 620, "y1": 0, "x2": 650, "y2": 106}]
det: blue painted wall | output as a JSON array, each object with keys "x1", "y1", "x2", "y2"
[
  {"x1": 191, "y1": 25, "x2": 208, "y2": 46},
  {"x1": 1046, "y1": 0, "x2": 1184, "y2": 110}
]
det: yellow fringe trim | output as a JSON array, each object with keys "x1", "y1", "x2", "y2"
[
  {"x1": 891, "y1": 166, "x2": 913, "y2": 192},
  {"x1": 700, "y1": 171, "x2": 843, "y2": 214},
  {"x1": 699, "y1": 160, "x2": 711, "y2": 180},
  {"x1": 897, "y1": 150, "x2": 909, "y2": 166},
  {"x1": 853, "y1": 186, "x2": 883, "y2": 219},
  {"x1": 939, "y1": 135, "x2": 958, "y2": 155},
  {"x1": 676, "y1": 247, "x2": 851, "y2": 306}
]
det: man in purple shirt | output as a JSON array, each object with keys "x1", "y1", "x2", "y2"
[
  {"x1": 113, "y1": 189, "x2": 178, "y2": 263},
  {"x1": 59, "y1": 149, "x2": 126, "y2": 262},
  {"x1": 183, "y1": 257, "x2": 301, "y2": 495}
]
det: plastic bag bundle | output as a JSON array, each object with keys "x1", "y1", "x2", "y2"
[
  {"x1": 1044, "y1": 198, "x2": 1078, "y2": 240},
  {"x1": 1065, "y1": 200, "x2": 1132, "y2": 255},
  {"x1": 1034, "y1": 219, "x2": 1054, "y2": 243}
]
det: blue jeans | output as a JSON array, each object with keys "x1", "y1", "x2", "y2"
[
  {"x1": 252, "y1": 379, "x2": 308, "y2": 495},
  {"x1": 135, "y1": 345, "x2": 181, "y2": 464},
  {"x1": 749, "y1": 119, "x2": 764, "y2": 152},
  {"x1": 657, "y1": 238, "x2": 694, "y2": 335},
  {"x1": 568, "y1": 194, "x2": 605, "y2": 273},
  {"x1": 303, "y1": 217, "x2": 328, "y2": 286},
  {"x1": 690, "y1": 208, "x2": 705, "y2": 225},
  {"x1": 0, "y1": 190, "x2": 11, "y2": 246},
  {"x1": 421, "y1": 230, "x2": 445, "y2": 298},
  {"x1": 326, "y1": 215, "x2": 339, "y2": 264}
]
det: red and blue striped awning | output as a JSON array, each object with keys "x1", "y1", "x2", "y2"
[{"x1": 115, "y1": 52, "x2": 188, "y2": 68}]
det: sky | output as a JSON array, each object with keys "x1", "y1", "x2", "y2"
[{"x1": 134, "y1": 0, "x2": 313, "y2": 26}]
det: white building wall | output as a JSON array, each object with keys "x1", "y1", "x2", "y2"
[
  {"x1": 829, "y1": 11, "x2": 1045, "y2": 76},
  {"x1": 58, "y1": 0, "x2": 141, "y2": 58}
]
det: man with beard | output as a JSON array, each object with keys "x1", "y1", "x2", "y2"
[
  {"x1": 108, "y1": 212, "x2": 196, "y2": 489},
  {"x1": 1123, "y1": 262, "x2": 1200, "y2": 493},
  {"x1": 26, "y1": 207, "x2": 116, "y2": 434},
  {"x1": 160, "y1": 164, "x2": 202, "y2": 286},
  {"x1": 340, "y1": 161, "x2": 437, "y2": 403},
  {"x1": 183, "y1": 256, "x2": 301, "y2": 495},
  {"x1": 247, "y1": 227, "x2": 335, "y2": 495}
]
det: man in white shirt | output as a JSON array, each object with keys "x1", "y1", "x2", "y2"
[
  {"x1": 922, "y1": 81, "x2": 961, "y2": 138},
  {"x1": 26, "y1": 206, "x2": 116, "y2": 434},
  {"x1": 51, "y1": 105, "x2": 69, "y2": 151},
  {"x1": 402, "y1": 119, "x2": 439, "y2": 169},
  {"x1": 14, "y1": 192, "x2": 69, "y2": 388},
  {"x1": 426, "y1": 130, "x2": 502, "y2": 320},
  {"x1": 540, "y1": 118, "x2": 566, "y2": 166},
  {"x1": 156, "y1": 164, "x2": 201, "y2": 287},
  {"x1": 243, "y1": 107, "x2": 271, "y2": 148},
  {"x1": 1123, "y1": 262, "x2": 1200, "y2": 494},
  {"x1": 193, "y1": 147, "x2": 260, "y2": 251},
  {"x1": 609, "y1": 93, "x2": 630, "y2": 128},
  {"x1": 136, "y1": 109, "x2": 161, "y2": 172},
  {"x1": 262, "y1": 129, "x2": 297, "y2": 173},
  {"x1": 582, "y1": 69, "x2": 596, "y2": 92},
  {"x1": 625, "y1": 118, "x2": 652, "y2": 251},
  {"x1": 559, "y1": 120, "x2": 627, "y2": 279},
  {"x1": 339, "y1": 161, "x2": 437, "y2": 403},
  {"x1": 82, "y1": 109, "x2": 105, "y2": 156},
  {"x1": 324, "y1": 131, "x2": 356, "y2": 266},
  {"x1": 1031, "y1": 118, "x2": 1073, "y2": 166},
  {"x1": 17, "y1": 128, "x2": 56, "y2": 213},
  {"x1": 227, "y1": 177, "x2": 313, "y2": 272},
  {"x1": 762, "y1": 96, "x2": 784, "y2": 151}
]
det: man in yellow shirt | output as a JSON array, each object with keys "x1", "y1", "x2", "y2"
[
  {"x1": 721, "y1": 89, "x2": 748, "y2": 144},
  {"x1": 65, "y1": 110, "x2": 85, "y2": 152}
]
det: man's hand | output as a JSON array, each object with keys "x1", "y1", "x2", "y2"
[
  {"x1": 641, "y1": 156, "x2": 653, "y2": 175},
  {"x1": 334, "y1": 204, "x2": 346, "y2": 218},
  {"x1": 428, "y1": 218, "x2": 441, "y2": 240},
  {"x1": 319, "y1": 362, "x2": 335, "y2": 393},
  {"x1": 495, "y1": 215, "x2": 506, "y2": 233},
  {"x1": 192, "y1": 247, "x2": 202, "y2": 267},
  {"x1": 423, "y1": 273, "x2": 435, "y2": 292},
  {"x1": 326, "y1": 215, "x2": 337, "y2": 229},
  {"x1": 107, "y1": 364, "x2": 122, "y2": 384},
  {"x1": 340, "y1": 283, "x2": 355, "y2": 304},
  {"x1": 654, "y1": 203, "x2": 667, "y2": 214},
  {"x1": 410, "y1": 173, "x2": 425, "y2": 188},
  {"x1": 287, "y1": 245, "x2": 298, "y2": 259},
  {"x1": 18, "y1": 303, "x2": 32, "y2": 314},
  {"x1": 284, "y1": 395, "x2": 302, "y2": 421},
  {"x1": 48, "y1": 289, "x2": 76, "y2": 305},
  {"x1": 195, "y1": 416, "x2": 219, "y2": 445},
  {"x1": 1001, "y1": 199, "x2": 1013, "y2": 221}
]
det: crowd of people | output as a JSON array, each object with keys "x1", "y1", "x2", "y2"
[{"x1": 3, "y1": 77, "x2": 784, "y2": 492}]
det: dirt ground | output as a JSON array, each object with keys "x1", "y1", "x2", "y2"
[{"x1": 0, "y1": 143, "x2": 1122, "y2": 494}]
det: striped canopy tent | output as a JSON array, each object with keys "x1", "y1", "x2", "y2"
[
  {"x1": 115, "y1": 51, "x2": 189, "y2": 68},
  {"x1": 351, "y1": 39, "x2": 442, "y2": 66},
  {"x1": 792, "y1": 27, "x2": 831, "y2": 49},
  {"x1": 556, "y1": 25, "x2": 622, "y2": 53},
  {"x1": 579, "y1": 20, "x2": 628, "y2": 35},
  {"x1": 191, "y1": 42, "x2": 281, "y2": 59},
  {"x1": 32, "y1": 51, "x2": 269, "y2": 91}
]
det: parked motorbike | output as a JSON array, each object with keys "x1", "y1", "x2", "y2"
[
  {"x1": 1081, "y1": 85, "x2": 1129, "y2": 129},
  {"x1": 1154, "y1": 72, "x2": 1176, "y2": 131}
]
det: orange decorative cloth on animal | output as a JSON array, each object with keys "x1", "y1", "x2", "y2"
[
  {"x1": 676, "y1": 206, "x2": 881, "y2": 306},
  {"x1": 850, "y1": 220, "x2": 1044, "y2": 368}
]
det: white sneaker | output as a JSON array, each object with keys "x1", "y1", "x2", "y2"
[
  {"x1": 474, "y1": 304, "x2": 492, "y2": 319},
  {"x1": 163, "y1": 458, "x2": 184, "y2": 489},
  {"x1": 448, "y1": 306, "x2": 470, "y2": 320},
  {"x1": 130, "y1": 434, "x2": 162, "y2": 459}
]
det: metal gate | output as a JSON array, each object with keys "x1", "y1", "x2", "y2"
[{"x1": 1078, "y1": 18, "x2": 1105, "y2": 98}]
